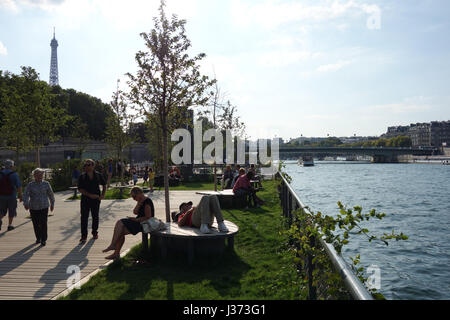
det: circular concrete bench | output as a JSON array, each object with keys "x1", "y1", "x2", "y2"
[{"x1": 143, "y1": 220, "x2": 238, "y2": 264}]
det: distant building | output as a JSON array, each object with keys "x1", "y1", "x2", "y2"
[
  {"x1": 383, "y1": 125, "x2": 410, "y2": 139},
  {"x1": 385, "y1": 121, "x2": 450, "y2": 147},
  {"x1": 408, "y1": 123, "x2": 431, "y2": 147},
  {"x1": 340, "y1": 136, "x2": 378, "y2": 144}
]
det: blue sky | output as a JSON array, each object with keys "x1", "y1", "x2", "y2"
[{"x1": 1, "y1": 0, "x2": 449, "y2": 140}]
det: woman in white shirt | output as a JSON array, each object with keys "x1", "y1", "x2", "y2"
[{"x1": 23, "y1": 168, "x2": 55, "y2": 246}]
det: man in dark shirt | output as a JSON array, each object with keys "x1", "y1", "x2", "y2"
[{"x1": 77, "y1": 159, "x2": 106, "y2": 243}]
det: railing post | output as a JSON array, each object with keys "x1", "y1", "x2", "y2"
[
  {"x1": 288, "y1": 192, "x2": 293, "y2": 224},
  {"x1": 307, "y1": 235, "x2": 317, "y2": 300}
]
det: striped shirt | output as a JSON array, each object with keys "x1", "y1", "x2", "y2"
[{"x1": 23, "y1": 180, "x2": 55, "y2": 211}]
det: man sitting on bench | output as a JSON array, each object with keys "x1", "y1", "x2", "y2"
[{"x1": 176, "y1": 196, "x2": 229, "y2": 234}]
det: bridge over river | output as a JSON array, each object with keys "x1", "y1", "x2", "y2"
[{"x1": 278, "y1": 146, "x2": 439, "y2": 163}]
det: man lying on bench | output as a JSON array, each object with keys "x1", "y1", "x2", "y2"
[{"x1": 174, "y1": 195, "x2": 229, "y2": 234}]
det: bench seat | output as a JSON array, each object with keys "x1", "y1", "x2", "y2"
[
  {"x1": 195, "y1": 190, "x2": 247, "y2": 209},
  {"x1": 142, "y1": 220, "x2": 239, "y2": 264}
]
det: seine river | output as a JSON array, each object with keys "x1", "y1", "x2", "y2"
[{"x1": 283, "y1": 161, "x2": 450, "y2": 300}]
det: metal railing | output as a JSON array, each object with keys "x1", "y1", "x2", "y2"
[{"x1": 277, "y1": 172, "x2": 373, "y2": 300}]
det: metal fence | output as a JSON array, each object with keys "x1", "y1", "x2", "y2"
[{"x1": 277, "y1": 172, "x2": 373, "y2": 300}]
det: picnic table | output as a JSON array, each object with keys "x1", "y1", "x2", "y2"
[
  {"x1": 113, "y1": 185, "x2": 131, "y2": 197},
  {"x1": 250, "y1": 180, "x2": 259, "y2": 188},
  {"x1": 69, "y1": 186, "x2": 78, "y2": 198}
]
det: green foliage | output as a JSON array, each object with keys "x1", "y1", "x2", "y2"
[
  {"x1": 0, "y1": 67, "x2": 71, "y2": 165},
  {"x1": 64, "y1": 88, "x2": 114, "y2": 141},
  {"x1": 282, "y1": 135, "x2": 412, "y2": 148},
  {"x1": 105, "y1": 85, "x2": 134, "y2": 184},
  {"x1": 49, "y1": 159, "x2": 82, "y2": 192},
  {"x1": 16, "y1": 162, "x2": 36, "y2": 186},
  {"x1": 282, "y1": 188, "x2": 408, "y2": 299}
]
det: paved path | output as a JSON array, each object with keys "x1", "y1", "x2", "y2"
[{"x1": 0, "y1": 190, "x2": 204, "y2": 300}]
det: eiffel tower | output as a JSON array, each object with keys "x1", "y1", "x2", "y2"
[{"x1": 49, "y1": 27, "x2": 59, "y2": 86}]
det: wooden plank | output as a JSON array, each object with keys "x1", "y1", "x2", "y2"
[{"x1": 0, "y1": 190, "x2": 205, "y2": 300}]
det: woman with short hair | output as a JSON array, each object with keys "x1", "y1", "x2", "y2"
[
  {"x1": 23, "y1": 168, "x2": 55, "y2": 246},
  {"x1": 102, "y1": 187, "x2": 154, "y2": 260}
]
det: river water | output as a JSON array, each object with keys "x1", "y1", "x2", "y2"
[{"x1": 283, "y1": 161, "x2": 450, "y2": 300}]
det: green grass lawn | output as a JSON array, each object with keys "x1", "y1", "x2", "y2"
[{"x1": 61, "y1": 180, "x2": 307, "y2": 300}]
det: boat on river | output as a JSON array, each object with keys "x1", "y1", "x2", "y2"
[{"x1": 298, "y1": 156, "x2": 314, "y2": 167}]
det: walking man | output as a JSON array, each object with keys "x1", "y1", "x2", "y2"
[
  {"x1": 0, "y1": 159, "x2": 22, "y2": 231},
  {"x1": 77, "y1": 159, "x2": 106, "y2": 243}
]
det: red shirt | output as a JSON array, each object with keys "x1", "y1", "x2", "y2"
[
  {"x1": 233, "y1": 175, "x2": 250, "y2": 192},
  {"x1": 177, "y1": 209, "x2": 193, "y2": 227}
]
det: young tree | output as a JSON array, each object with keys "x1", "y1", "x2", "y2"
[
  {"x1": 127, "y1": 1, "x2": 214, "y2": 222},
  {"x1": 0, "y1": 71, "x2": 32, "y2": 161},
  {"x1": 1, "y1": 67, "x2": 69, "y2": 167},
  {"x1": 70, "y1": 116, "x2": 90, "y2": 157},
  {"x1": 199, "y1": 79, "x2": 246, "y2": 190},
  {"x1": 105, "y1": 80, "x2": 134, "y2": 184}
]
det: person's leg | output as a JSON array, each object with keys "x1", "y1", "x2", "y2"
[
  {"x1": 209, "y1": 195, "x2": 225, "y2": 223},
  {"x1": 104, "y1": 220, "x2": 125, "y2": 252},
  {"x1": 30, "y1": 210, "x2": 41, "y2": 242},
  {"x1": 105, "y1": 225, "x2": 130, "y2": 259},
  {"x1": 249, "y1": 189, "x2": 258, "y2": 207},
  {"x1": 91, "y1": 199, "x2": 100, "y2": 237},
  {"x1": 0, "y1": 199, "x2": 7, "y2": 230},
  {"x1": 40, "y1": 208, "x2": 49, "y2": 243},
  {"x1": 7, "y1": 198, "x2": 17, "y2": 229},
  {"x1": 191, "y1": 196, "x2": 210, "y2": 228},
  {"x1": 80, "y1": 199, "x2": 89, "y2": 240}
]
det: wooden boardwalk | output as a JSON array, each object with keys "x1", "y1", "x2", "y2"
[{"x1": 0, "y1": 190, "x2": 203, "y2": 300}]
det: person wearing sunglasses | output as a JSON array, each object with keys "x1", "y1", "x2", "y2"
[{"x1": 77, "y1": 159, "x2": 107, "y2": 243}]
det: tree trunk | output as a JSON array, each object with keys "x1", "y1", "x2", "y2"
[
  {"x1": 162, "y1": 124, "x2": 171, "y2": 222},
  {"x1": 214, "y1": 163, "x2": 217, "y2": 191},
  {"x1": 36, "y1": 146, "x2": 41, "y2": 168}
]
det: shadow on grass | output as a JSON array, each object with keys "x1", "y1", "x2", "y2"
[{"x1": 67, "y1": 245, "x2": 250, "y2": 300}]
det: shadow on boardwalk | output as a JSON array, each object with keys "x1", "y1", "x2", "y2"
[
  {"x1": 0, "y1": 244, "x2": 43, "y2": 277},
  {"x1": 55, "y1": 200, "x2": 129, "y2": 243},
  {"x1": 34, "y1": 239, "x2": 95, "y2": 298}
]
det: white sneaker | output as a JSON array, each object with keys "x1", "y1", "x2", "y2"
[
  {"x1": 200, "y1": 224, "x2": 212, "y2": 234},
  {"x1": 218, "y1": 221, "x2": 229, "y2": 233}
]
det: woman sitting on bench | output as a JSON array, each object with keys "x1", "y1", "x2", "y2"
[
  {"x1": 177, "y1": 195, "x2": 229, "y2": 234},
  {"x1": 232, "y1": 171, "x2": 264, "y2": 208},
  {"x1": 103, "y1": 187, "x2": 154, "y2": 260}
]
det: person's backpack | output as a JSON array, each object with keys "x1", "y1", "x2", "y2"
[{"x1": 0, "y1": 172, "x2": 15, "y2": 196}]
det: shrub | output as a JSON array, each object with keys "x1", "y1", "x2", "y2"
[
  {"x1": 49, "y1": 159, "x2": 82, "y2": 192},
  {"x1": 16, "y1": 162, "x2": 36, "y2": 186}
]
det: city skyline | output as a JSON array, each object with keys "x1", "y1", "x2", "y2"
[{"x1": 1, "y1": 0, "x2": 450, "y2": 140}]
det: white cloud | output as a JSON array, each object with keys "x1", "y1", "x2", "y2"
[
  {"x1": 0, "y1": 0, "x2": 19, "y2": 12},
  {"x1": 364, "y1": 97, "x2": 433, "y2": 115},
  {"x1": 259, "y1": 50, "x2": 322, "y2": 67},
  {"x1": 1, "y1": 0, "x2": 198, "y2": 30},
  {"x1": 230, "y1": 0, "x2": 379, "y2": 30},
  {"x1": 0, "y1": 41, "x2": 7, "y2": 55},
  {"x1": 317, "y1": 60, "x2": 350, "y2": 72}
]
